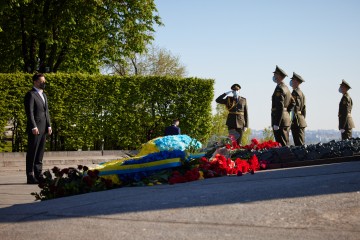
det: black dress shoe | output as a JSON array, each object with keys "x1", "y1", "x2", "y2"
[{"x1": 27, "y1": 177, "x2": 39, "y2": 184}]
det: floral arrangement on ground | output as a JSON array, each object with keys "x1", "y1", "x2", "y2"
[{"x1": 32, "y1": 135, "x2": 280, "y2": 201}]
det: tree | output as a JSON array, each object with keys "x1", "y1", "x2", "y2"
[
  {"x1": 109, "y1": 45, "x2": 187, "y2": 77},
  {"x1": 241, "y1": 128, "x2": 251, "y2": 145},
  {"x1": 210, "y1": 104, "x2": 228, "y2": 138},
  {"x1": 262, "y1": 126, "x2": 275, "y2": 142},
  {"x1": 0, "y1": 0, "x2": 162, "y2": 73}
]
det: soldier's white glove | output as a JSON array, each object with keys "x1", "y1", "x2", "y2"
[
  {"x1": 243, "y1": 127, "x2": 247, "y2": 131},
  {"x1": 273, "y1": 125, "x2": 279, "y2": 131},
  {"x1": 225, "y1": 91, "x2": 232, "y2": 95},
  {"x1": 340, "y1": 129, "x2": 345, "y2": 133}
]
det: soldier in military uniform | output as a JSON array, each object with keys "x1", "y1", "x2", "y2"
[
  {"x1": 338, "y1": 80, "x2": 355, "y2": 140},
  {"x1": 289, "y1": 72, "x2": 307, "y2": 146},
  {"x1": 271, "y1": 65, "x2": 295, "y2": 147},
  {"x1": 216, "y1": 83, "x2": 248, "y2": 145}
]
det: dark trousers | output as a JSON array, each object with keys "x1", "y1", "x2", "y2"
[
  {"x1": 274, "y1": 126, "x2": 289, "y2": 147},
  {"x1": 291, "y1": 126, "x2": 305, "y2": 146},
  {"x1": 26, "y1": 132, "x2": 46, "y2": 180},
  {"x1": 341, "y1": 128, "x2": 352, "y2": 140}
]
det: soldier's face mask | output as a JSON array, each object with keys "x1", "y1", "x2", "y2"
[
  {"x1": 338, "y1": 87, "x2": 342, "y2": 94},
  {"x1": 272, "y1": 76, "x2": 277, "y2": 83},
  {"x1": 289, "y1": 80, "x2": 293, "y2": 87}
]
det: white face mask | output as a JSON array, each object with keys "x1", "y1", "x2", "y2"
[
  {"x1": 272, "y1": 76, "x2": 277, "y2": 83},
  {"x1": 233, "y1": 90, "x2": 239, "y2": 97}
]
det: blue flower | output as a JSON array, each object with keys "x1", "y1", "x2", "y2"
[{"x1": 154, "y1": 135, "x2": 202, "y2": 152}]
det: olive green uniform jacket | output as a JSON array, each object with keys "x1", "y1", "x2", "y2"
[
  {"x1": 291, "y1": 88, "x2": 307, "y2": 128},
  {"x1": 216, "y1": 93, "x2": 248, "y2": 129},
  {"x1": 338, "y1": 93, "x2": 355, "y2": 130},
  {"x1": 271, "y1": 83, "x2": 295, "y2": 127}
]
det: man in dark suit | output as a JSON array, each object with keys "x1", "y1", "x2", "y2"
[
  {"x1": 164, "y1": 119, "x2": 181, "y2": 136},
  {"x1": 271, "y1": 65, "x2": 295, "y2": 147},
  {"x1": 215, "y1": 83, "x2": 248, "y2": 145},
  {"x1": 24, "y1": 73, "x2": 52, "y2": 184},
  {"x1": 338, "y1": 80, "x2": 355, "y2": 140},
  {"x1": 289, "y1": 72, "x2": 307, "y2": 146}
]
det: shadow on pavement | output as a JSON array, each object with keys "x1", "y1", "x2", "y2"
[{"x1": 0, "y1": 161, "x2": 360, "y2": 223}]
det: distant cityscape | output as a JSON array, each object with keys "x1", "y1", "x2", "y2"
[{"x1": 250, "y1": 129, "x2": 360, "y2": 145}]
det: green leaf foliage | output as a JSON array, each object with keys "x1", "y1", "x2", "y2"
[
  {"x1": 0, "y1": 0, "x2": 162, "y2": 73},
  {"x1": 0, "y1": 73, "x2": 214, "y2": 151}
]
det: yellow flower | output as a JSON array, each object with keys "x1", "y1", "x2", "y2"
[
  {"x1": 199, "y1": 171, "x2": 204, "y2": 180},
  {"x1": 137, "y1": 139, "x2": 160, "y2": 156},
  {"x1": 102, "y1": 174, "x2": 122, "y2": 185},
  {"x1": 147, "y1": 183, "x2": 154, "y2": 186}
]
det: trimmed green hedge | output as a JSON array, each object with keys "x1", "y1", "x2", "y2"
[{"x1": 0, "y1": 73, "x2": 214, "y2": 151}]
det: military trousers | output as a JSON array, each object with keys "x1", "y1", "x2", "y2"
[
  {"x1": 341, "y1": 128, "x2": 352, "y2": 140},
  {"x1": 291, "y1": 126, "x2": 305, "y2": 146},
  {"x1": 273, "y1": 126, "x2": 289, "y2": 147}
]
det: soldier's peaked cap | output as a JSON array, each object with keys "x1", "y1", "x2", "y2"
[
  {"x1": 231, "y1": 84, "x2": 241, "y2": 90},
  {"x1": 291, "y1": 72, "x2": 305, "y2": 82},
  {"x1": 340, "y1": 79, "x2": 351, "y2": 89},
  {"x1": 273, "y1": 65, "x2": 288, "y2": 77}
]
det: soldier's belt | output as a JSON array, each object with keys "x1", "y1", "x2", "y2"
[
  {"x1": 229, "y1": 112, "x2": 244, "y2": 115},
  {"x1": 338, "y1": 113, "x2": 352, "y2": 117},
  {"x1": 271, "y1": 108, "x2": 288, "y2": 112}
]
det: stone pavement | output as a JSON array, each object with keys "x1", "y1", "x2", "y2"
[{"x1": 0, "y1": 161, "x2": 360, "y2": 240}]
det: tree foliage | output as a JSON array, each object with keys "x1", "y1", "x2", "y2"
[
  {"x1": 0, "y1": 73, "x2": 214, "y2": 152},
  {"x1": 210, "y1": 104, "x2": 228, "y2": 138},
  {"x1": 262, "y1": 126, "x2": 275, "y2": 142},
  {"x1": 0, "y1": 0, "x2": 162, "y2": 73},
  {"x1": 109, "y1": 45, "x2": 187, "y2": 77}
]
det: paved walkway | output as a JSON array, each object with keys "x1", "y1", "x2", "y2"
[{"x1": 0, "y1": 161, "x2": 360, "y2": 240}]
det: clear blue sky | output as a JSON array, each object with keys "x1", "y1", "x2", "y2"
[{"x1": 153, "y1": 0, "x2": 360, "y2": 130}]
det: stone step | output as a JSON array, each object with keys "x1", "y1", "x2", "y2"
[{"x1": 0, "y1": 150, "x2": 138, "y2": 169}]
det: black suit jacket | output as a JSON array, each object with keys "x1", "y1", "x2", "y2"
[
  {"x1": 164, "y1": 125, "x2": 181, "y2": 136},
  {"x1": 24, "y1": 88, "x2": 51, "y2": 134}
]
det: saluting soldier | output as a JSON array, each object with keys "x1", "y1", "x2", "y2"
[
  {"x1": 216, "y1": 83, "x2": 248, "y2": 145},
  {"x1": 338, "y1": 80, "x2": 355, "y2": 140},
  {"x1": 289, "y1": 72, "x2": 307, "y2": 146},
  {"x1": 271, "y1": 65, "x2": 295, "y2": 147}
]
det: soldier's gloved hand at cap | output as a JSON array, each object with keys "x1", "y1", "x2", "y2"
[
  {"x1": 340, "y1": 129, "x2": 345, "y2": 133},
  {"x1": 273, "y1": 125, "x2": 279, "y2": 131},
  {"x1": 225, "y1": 91, "x2": 232, "y2": 95}
]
